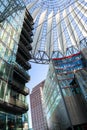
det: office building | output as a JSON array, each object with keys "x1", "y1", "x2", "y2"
[
  {"x1": 30, "y1": 81, "x2": 48, "y2": 130},
  {"x1": 0, "y1": 0, "x2": 33, "y2": 129},
  {"x1": 43, "y1": 62, "x2": 71, "y2": 130},
  {"x1": 43, "y1": 47, "x2": 87, "y2": 130}
]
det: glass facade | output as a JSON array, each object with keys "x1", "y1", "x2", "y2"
[
  {"x1": 53, "y1": 52, "x2": 83, "y2": 97},
  {"x1": 43, "y1": 61, "x2": 71, "y2": 130},
  {"x1": 0, "y1": 112, "x2": 23, "y2": 130},
  {"x1": 53, "y1": 52, "x2": 87, "y2": 100},
  {"x1": 0, "y1": 0, "x2": 33, "y2": 129},
  {"x1": 43, "y1": 51, "x2": 87, "y2": 130},
  {"x1": 52, "y1": 52, "x2": 87, "y2": 130},
  {"x1": 0, "y1": 0, "x2": 27, "y2": 109}
]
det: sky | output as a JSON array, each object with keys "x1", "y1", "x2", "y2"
[
  {"x1": 26, "y1": 62, "x2": 49, "y2": 128},
  {"x1": 26, "y1": 62, "x2": 49, "y2": 92}
]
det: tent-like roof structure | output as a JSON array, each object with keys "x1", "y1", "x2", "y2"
[{"x1": 25, "y1": 0, "x2": 87, "y2": 64}]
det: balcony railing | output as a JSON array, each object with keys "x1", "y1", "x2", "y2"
[
  {"x1": 11, "y1": 79, "x2": 29, "y2": 95},
  {"x1": 20, "y1": 33, "x2": 30, "y2": 46},
  {"x1": 24, "y1": 87, "x2": 30, "y2": 94},
  {"x1": 5, "y1": 97, "x2": 28, "y2": 111},
  {"x1": 24, "y1": 17, "x2": 33, "y2": 30},
  {"x1": 20, "y1": 36, "x2": 32, "y2": 50},
  {"x1": 23, "y1": 20, "x2": 32, "y2": 32},
  {"x1": 25, "y1": 9, "x2": 33, "y2": 22},
  {"x1": 24, "y1": 13, "x2": 34, "y2": 26},
  {"x1": 16, "y1": 52, "x2": 31, "y2": 70},
  {"x1": 19, "y1": 41, "x2": 30, "y2": 54},
  {"x1": 23, "y1": 21, "x2": 34, "y2": 34},
  {"x1": 18, "y1": 42, "x2": 32, "y2": 60},
  {"x1": 21, "y1": 28, "x2": 33, "y2": 43},
  {"x1": 13, "y1": 62, "x2": 30, "y2": 81},
  {"x1": 16, "y1": 99, "x2": 28, "y2": 110},
  {"x1": 23, "y1": 22, "x2": 34, "y2": 35}
]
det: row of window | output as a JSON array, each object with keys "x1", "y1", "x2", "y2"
[
  {"x1": 0, "y1": 111, "x2": 27, "y2": 130},
  {"x1": 0, "y1": 79, "x2": 26, "y2": 103},
  {"x1": 43, "y1": 62, "x2": 63, "y2": 119},
  {"x1": 53, "y1": 53, "x2": 82, "y2": 65}
]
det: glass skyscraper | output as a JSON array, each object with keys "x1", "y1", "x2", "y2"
[
  {"x1": 43, "y1": 61, "x2": 72, "y2": 130},
  {"x1": 43, "y1": 50, "x2": 87, "y2": 130},
  {"x1": 0, "y1": 0, "x2": 33, "y2": 129}
]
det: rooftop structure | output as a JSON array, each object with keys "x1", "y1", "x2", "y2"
[{"x1": 24, "y1": 0, "x2": 87, "y2": 64}]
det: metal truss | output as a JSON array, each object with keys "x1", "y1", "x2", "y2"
[
  {"x1": 0, "y1": 0, "x2": 25, "y2": 23},
  {"x1": 30, "y1": 37, "x2": 87, "y2": 64}
]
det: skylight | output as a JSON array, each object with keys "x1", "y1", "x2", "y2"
[{"x1": 24, "y1": 0, "x2": 87, "y2": 64}]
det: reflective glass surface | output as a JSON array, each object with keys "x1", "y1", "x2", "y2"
[
  {"x1": 43, "y1": 61, "x2": 71, "y2": 130},
  {"x1": 0, "y1": 0, "x2": 28, "y2": 117}
]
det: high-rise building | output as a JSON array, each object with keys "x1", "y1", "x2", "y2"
[
  {"x1": 30, "y1": 81, "x2": 48, "y2": 130},
  {"x1": 43, "y1": 48, "x2": 87, "y2": 130},
  {"x1": 43, "y1": 62, "x2": 72, "y2": 130},
  {"x1": 0, "y1": 0, "x2": 33, "y2": 129}
]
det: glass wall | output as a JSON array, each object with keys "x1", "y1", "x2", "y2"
[
  {"x1": 0, "y1": 111, "x2": 24, "y2": 130},
  {"x1": 0, "y1": 0, "x2": 25, "y2": 64},
  {"x1": 0, "y1": 0, "x2": 27, "y2": 104},
  {"x1": 43, "y1": 61, "x2": 72, "y2": 130},
  {"x1": 0, "y1": 1, "x2": 29, "y2": 129},
  {"x1": 43, "y1": 51, "x2": 87, "y2": 130},
  {"x1": 52, "y1": 52, "x2": 87, "y2": 129},
  {"x1": 53, "y1": 52, "x2": 83, "y2": 97}
]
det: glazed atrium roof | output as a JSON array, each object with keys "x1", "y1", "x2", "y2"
[{"x1": 25, "y1": 0, "x2": 87, "y2": 64}]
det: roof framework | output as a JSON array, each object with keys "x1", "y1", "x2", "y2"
[{"x1": 25, "y1": 0, "x2": 87, "y2": 64}]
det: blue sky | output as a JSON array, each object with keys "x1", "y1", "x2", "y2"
[{"x1": 26, "y1": 62, "x2": 49, "y2": 92}]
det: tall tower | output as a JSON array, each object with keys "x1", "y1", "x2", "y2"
[
  {"x1": 0, "y1": 0, "x2": 33, "y2": 129},
  {"x1": 43, "y1": 51, "x2": 87, "y2": 130},
  {"x1": 30, "y1": 81, "x2": 48, "y2": 130}
]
